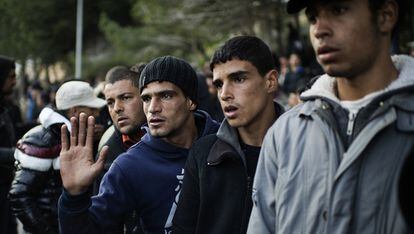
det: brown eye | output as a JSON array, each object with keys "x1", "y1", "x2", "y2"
[
  {"x1": 213, "y1": 80, "x2": 223, "y2": 89},
  {"x1": 161, "y1": 93, "x2": 173, "y2": 100},
  {"x1": 234, "y1": 77, "x2": 246, "y2": 83},
  {"x1": 141, "y1": 96, "x2": 151, "y2": 103}
]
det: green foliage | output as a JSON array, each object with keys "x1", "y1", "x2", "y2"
[{"x1": 2, "y1": 0, "x2": 412, "y2": 80}]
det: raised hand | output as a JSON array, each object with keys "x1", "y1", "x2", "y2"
[{"x1": 60, "y1": 113, "x2": 108, "y2": 195}]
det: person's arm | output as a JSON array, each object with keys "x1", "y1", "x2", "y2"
[
  {"x1": 247, "y1": 128, "x2": 278, "y2": 234},
  {"x1": 172, "y1": 145, "x2": 201, "y2": 234},
  {"x1": 59, "y1": 161, "x2": 133, "y2": 234},
  {"x1": 9, "y1": 167, "x2": 56, "y2": 234},
  {"x1": 58, "y1": 113, "x2": 111, "y2": 233}
]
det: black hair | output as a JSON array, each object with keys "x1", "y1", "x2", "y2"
[
  {"x1": 105, "y1": 65, "x2": 145, "y2": 88},
  {"x1": 210, "y1": 36, "x2": 275, "y2": 76},
  {"x1": 0, "y1": 55, "x2": 15, "y2": 89}
]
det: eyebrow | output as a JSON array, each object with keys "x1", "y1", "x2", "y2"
[
  {"x1": 141, "y1": 89, "x2": 177, "y2": 97},
  {"x1": 105, "y1": 91, "x2": 134, "y2": 100},
  {"x1": 116, "y1": 92, "x2": 134, "y2": 98},
  {"x1": 228, "y1": 70, "x2": 249, "y2": 79}
]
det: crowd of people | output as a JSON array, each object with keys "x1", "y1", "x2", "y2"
[{"x1": 0, "y1": 0, "x2": 413, "y2": 233}]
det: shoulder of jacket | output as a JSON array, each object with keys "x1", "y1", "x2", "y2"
[
  {"x1": 395, "y1": 100, "x2": 414, "y2": 132},
  {"x1": 193, "y1": 134, "x2": 218, "y2": 150},
  {"x1": 17, "y1": 125, "x2": 61, "y2": 158},
  {"x1": 20, "y1": 124, "x2": 61, "y2": 147},
  {"x1": 98, "y1": 125, "x2": 117, "y2": 150}
]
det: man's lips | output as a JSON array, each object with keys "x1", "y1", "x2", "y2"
[
  {"x1": 149, "y1": 117, "x2": 165, "y2": 127},
  {"x1": 224, "y1": 105, "x2": 238, "y2": 118},
  {"x1": 117, "y1": 117, "x2": 129, "y2": 126},
  {"x1": 317, "y1": 46, "x2": 340, "y2": 62}
]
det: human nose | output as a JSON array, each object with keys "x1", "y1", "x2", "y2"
[
  {"x1": 219, "y1": 82, "x2": 233, "y2": 101},
  {"x1": 114, "y1": 100, "x2": 123, "y2": 113},
  {"x1": 148, "y1": 98, "x2": 161, "y2": 114},
  {"x1": 311, "y1": 15, "x2": 332, "y2": 40}
]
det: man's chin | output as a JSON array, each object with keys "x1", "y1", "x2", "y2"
[
  {"x1": 226, "y1": 118, "x2": 244, "y2": 128},
  {"x1": 119, "y1": 126, "x2": 136, "y2": 135},
  {"x1": 149, "y1": 129, "x2": 168, "y2": 138}
]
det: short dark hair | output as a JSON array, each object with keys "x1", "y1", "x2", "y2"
[
  {"x1": 210, "y1": 36, "x2": 275, "y2": 76},
  {"x1": 105, "y1": 65, "x2": 146, "y2": 88}
]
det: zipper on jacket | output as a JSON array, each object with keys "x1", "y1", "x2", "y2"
[
  {"x1": 240, "y1": 175, "x2": 252, "y2": 233},
  {"x1": 346, "y1": 112, "x2": 356, "y2": 136}
]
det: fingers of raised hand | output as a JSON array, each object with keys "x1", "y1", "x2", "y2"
[
  {"x1": 85, "y1": 115, "x2": 96, "y2": 147},
  {"x1": 70, "y1": 117, "x2": 78, "y2": 146},
  {"x1": 78, "y1": 113, "x2": 88, "y2": 146},
  {"x1": 61, "y1": 124, "x2": 69, "y2": 151}
]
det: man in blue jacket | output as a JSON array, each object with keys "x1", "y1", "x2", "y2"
[{"x1": 58, "y1": 56, "x2": 219, "y2": 234}]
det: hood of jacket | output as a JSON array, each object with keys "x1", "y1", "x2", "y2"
[
  {"x1": 215, "y1": 102, "x2": 285, "y2": 163},
  {"x1": 39, "y1": 107, "x2": 71, "y2": 130},
  {"x1": 139, "y1": 110, "x2": 219, "y2": 158},
  {"x1": 301, "y1": 55, "x2": 414, "y2": 104}
]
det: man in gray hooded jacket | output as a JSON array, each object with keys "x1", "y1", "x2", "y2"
[{"x1": 248, "y1": 0, "x2": 414, "y2": 233}]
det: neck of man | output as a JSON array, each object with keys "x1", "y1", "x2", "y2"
[
  {"x1": 162, "y1": 115, "x2": 198, "y2": 149},
  {"x1": 336, "y1": 47, "x2": 399, "y2": 101},
  {"x1": 238, "y1": 98, "x2": 276, "y2": 147}
]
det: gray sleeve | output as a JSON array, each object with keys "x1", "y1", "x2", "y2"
[{"x1": 247, "y1": 127, "x2": 278, "y2": 234}]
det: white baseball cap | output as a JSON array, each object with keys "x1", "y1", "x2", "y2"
[{"x1": 56, "y1": 81, "x2": 106, "y2": 110}]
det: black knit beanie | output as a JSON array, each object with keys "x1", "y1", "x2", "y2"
[
  {"x1": 139, "y1": 56, "x2": 198, "y2": 104},
  {"x1": 0, "y1": 55, "x2": 15, "y2": 89}
]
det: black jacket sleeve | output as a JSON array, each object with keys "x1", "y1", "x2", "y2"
[
  {"x1": 0, "y1": 147, "x2": 15, "y2": 165},
  {"x1": 9, "y1": 168, "x2": 56, "y2": 234}
]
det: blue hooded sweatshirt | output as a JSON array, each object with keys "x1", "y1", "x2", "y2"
[{"x1": 58, "y1": 110, "x2": 219, "y2": 234}]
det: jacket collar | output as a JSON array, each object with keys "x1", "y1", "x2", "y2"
[
  {"x1": 301, "y1": 55, "x2": 414, "y2": 104},
  {"x1": 298, "y1": 55, "x2": 414, "y2": 117},
  {"x1": 207, "y1": 102, "x2": 285, "y2": 165},
  {"x1": 207, "y1": 120, "x2": 243, "y2": 165}
]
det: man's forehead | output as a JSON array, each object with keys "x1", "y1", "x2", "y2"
[
  {"x1": 212, "y1": 60, "x2": 253, "y2": 81},
  {"x1": 287, "y1": 0, "x2": 347, "y2": 14}
]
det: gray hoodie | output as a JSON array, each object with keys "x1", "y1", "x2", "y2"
[{"x1": 248, "y1": 55, "x2": 414, "y2": 234}]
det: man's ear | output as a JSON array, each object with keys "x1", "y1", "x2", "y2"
[
  {"x1": 265, "y1": 69, "x2": 279, "y2": 94},
  {"x1": 377, "y1": 0, "x2": 399, "y2": 34},
  {"x1": 188, "y1": 99, "x2": 197, "y2": 111}
]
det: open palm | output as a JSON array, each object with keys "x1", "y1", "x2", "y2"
[{"x1": 60, "y1": 113, "x2": 107, "y2": 195}]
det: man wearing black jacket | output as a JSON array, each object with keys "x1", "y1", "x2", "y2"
[
  {"x1": 9, "y1": 81, "x2": 106, "y2": 234},
  {"x1": 172, "y1": 36, "x2": 284, "y2": 234}
]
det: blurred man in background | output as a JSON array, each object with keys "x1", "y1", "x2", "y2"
[
  {"x1": 9, "y1": 81, "x2": 105, "y2": 234},
  {"x1": 0, "y1": 55, "x2": 17, "y2": 234}
]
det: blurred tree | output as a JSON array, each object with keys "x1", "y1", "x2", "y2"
[
  {"x1": 1, "y1": 0, "x2": 412, "y2": 83},
  {"x1": 0, "y1": 0, "x2": 135, "y2": 81},
  {"x1": 98, "y1": 0, "x2": 288, "y2": 68}
]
